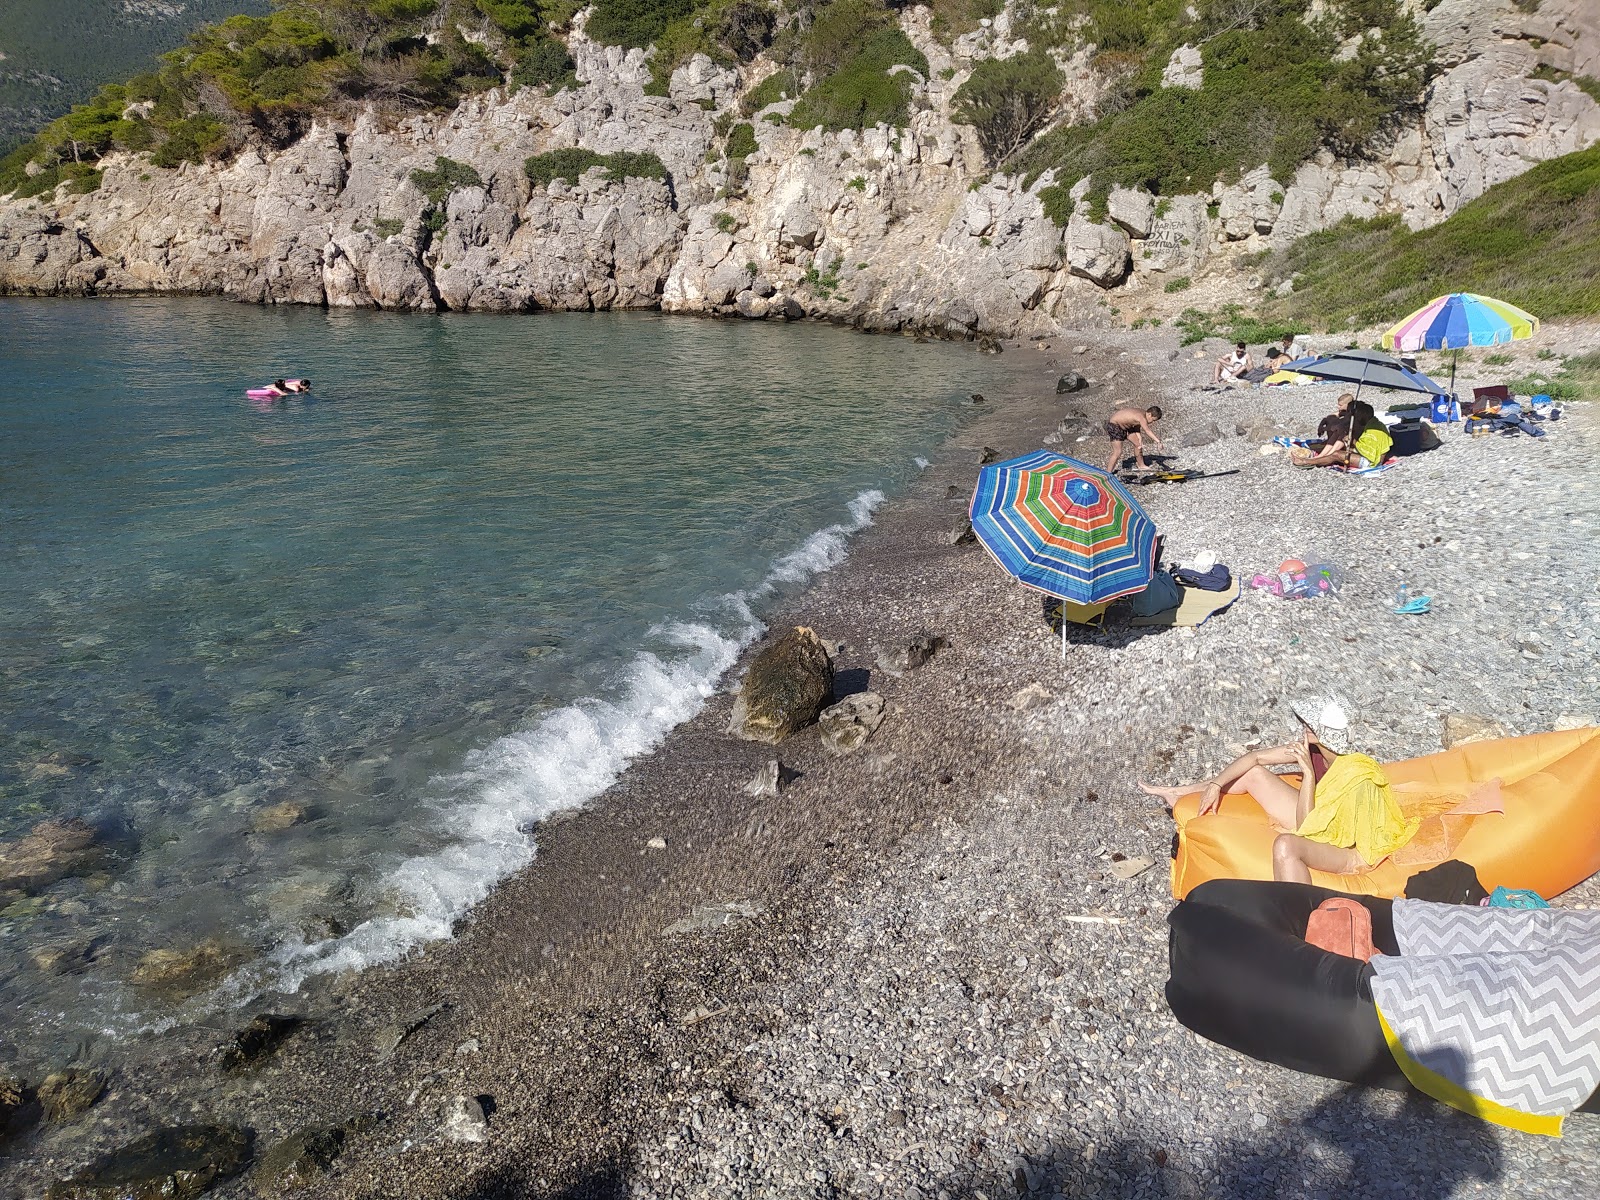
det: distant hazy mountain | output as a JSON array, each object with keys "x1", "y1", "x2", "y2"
[{"x1": 0, "y1": 0, "x2": 269, "y2": 152}]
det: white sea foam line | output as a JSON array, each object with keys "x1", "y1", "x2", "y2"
[{"x1": 213, "y1": 487, "x2": 888, "y2": 1003}]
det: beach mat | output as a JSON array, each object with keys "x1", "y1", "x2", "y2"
[{"x1": 1129, "y1": 579, "x2": 1241, "y2": 628}]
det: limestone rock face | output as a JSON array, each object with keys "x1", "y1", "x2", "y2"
[
  {"x1": 1065, "y1": 214, "x2": 1130, "y2": 287},
  {"x1": 1162, "y1": 44, "x2": 1203, "y2": 90},
  {"x1": 729, "y1": 627, "x2": 835, "y2": 744},
  {"x1": 1107, "y1": 186, "x2": 1154, "y2": 238},
  {"x1": 2, "y1": 5, "x2": 1595, "y2": 328}
]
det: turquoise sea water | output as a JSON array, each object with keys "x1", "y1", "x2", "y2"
[{"x1": 0, "y1": 298, "x2": 990, "y2": 1055}]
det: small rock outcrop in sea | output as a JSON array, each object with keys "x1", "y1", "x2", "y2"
[
  {"x1": 129, "y1": 940, "x2": 244, "y2": 1000},
  {"x1": 876, "y1": 633, "x2": 947, "y2": 678},
  {"x1": 37, "y1": 1068, "x2": 107, "y2": 1122},
  {"x1": 253, "y1": 1125, "x2": 351, "y2": 1193},
  {"x1": 0, "y1": 817, "x2": 107, "y2": 900},
  {"x1": 47, "y1": 1123, "x2": 254, "y2": 1200},
  {"x1": 818, "y1": 692, "x2": 888, "y2": 756},
  {"x1": 729, "y1": 627, "x2": 835, "y2": 744},
  {"x1": 1, "y1": 1072, "x2": 37, "y2": 1143},
  {"x1": 219, "y1": 1014, "x2": 305, "y2": 1072},
  {"x1": 1055, "y1": 373, "x2": 1089, "y2": 394}
]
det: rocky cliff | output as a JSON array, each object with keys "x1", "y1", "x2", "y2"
[{"x1": 1, "y1": 0, "x2": 1596, "y2": 336}]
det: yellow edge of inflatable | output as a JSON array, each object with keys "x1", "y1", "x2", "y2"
[{"x1": 1375, "y1": 1008, "x2": 1564, "y2": 1137}]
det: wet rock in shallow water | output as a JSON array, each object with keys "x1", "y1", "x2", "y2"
[
  {"x1": 219, "y1": 1014, "x2": 304, "y2": 1072},
  {"x1": 254, "y1": 1125, "x2": 348, "y2": 1192},
  {"x1": 31, "y1": 939, "x2": 99, "y2": 976},
  {"x1": 877, "y1": 633, "x2": 947, "y2": 678},
  {"x1": 944, "y1": 484, "x2": 963, "y2": 500},
  {"x1": 728, "y1": 627, "x2": 834, "y2": 744},
  {"x1": 39, "y1": 1068, "x2": 107, "y2": 1121},
  {"x1": 0, "y1": 817, "x2": 107, "y2": 900},
  {"x1": 48, "y1": 1123, "x2": 253, "y2": 1200},
  {"x1": 1056, "y1": 372, "x2": 1089, "y2": 394},
  {"x1": 976, "y1": 336, "x2": 1002, "y2": 355},
  {"x1": 130, "y1": 940, "x2": 244, "y2": 1000},
  {"x1": 818, "y1": 691, "x2": 887, "y2": 756},
  {"x1": 249, "y1": 802, "x2": 307, "y2": 834},
  {"x1": 1, "y1": 1073, "x2": 38, "y2": 1142},
  {"x1": 374, "y1": 1000, "x2": 448, "y2": 1061}
]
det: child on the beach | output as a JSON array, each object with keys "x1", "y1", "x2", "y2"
[{"x1": 1102, "y1": 405, "x2": 1164, "y2": 474}]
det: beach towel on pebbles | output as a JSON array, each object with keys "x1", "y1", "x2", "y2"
[{"x1": 1371, "y1": 900, "x2": 1600, "y2": 1135}]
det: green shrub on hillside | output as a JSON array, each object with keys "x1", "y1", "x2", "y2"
[
  {"x1": 525, "y1": 147, "x2": 608, "y2": 186},
  {"x1": 586, "y1": 0, "x2": 695, "y2": 50},
  {"x1": 1013, "y1": 0, "x2": 1430, "y2": 206},
  {"x1": 786, "y1": 1, "x2": 928, "y2": 133},
  {"x1": 725, "y1": 121, "x2": 757, "y2": 160},
  {"x1": 524, "y1": 147, "x2": 669, "y2": 187},
  {"x1": 1263, "y1": 144, "x2": 1600, "y2": 328},
  {"x1": 410, "y1": 156, "x2": 485, "y2": 204},
  {"x1": 740, "y1": 69, "x2": 798, "y2": 116},
  {"x1": 0, "y1": 0, "x2": 520, "y2": 194},
  {"x1": 511, "y1": 40, "x2": 579, "y2": 92},
  {"x1": 953, "y1": 50, "x2": 1064, "y2": 166}
]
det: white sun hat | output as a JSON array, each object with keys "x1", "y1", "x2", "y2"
[
  {"x1": 1291, "y1": 694, "x2": 1354, "y2": 754},
  {"x1": 1191, "y1": 549, "x2": 1218, "y2": 573}
]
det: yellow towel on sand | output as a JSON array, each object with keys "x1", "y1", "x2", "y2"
[{"x1": 1295, "y1": 753, "x2": 1419, "y2": 865}]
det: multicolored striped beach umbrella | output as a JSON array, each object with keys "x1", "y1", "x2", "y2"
[
  {"x1": 969, "y1": 451, "x2": 1157, "y2": 606},
  {"x1": 1382, "y1": 293, "x2": 1540, "y2": 353}
]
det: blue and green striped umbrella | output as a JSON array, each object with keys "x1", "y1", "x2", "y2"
[{"x1": 969, "y1": 451, "x2": 1157, "y2": 605}]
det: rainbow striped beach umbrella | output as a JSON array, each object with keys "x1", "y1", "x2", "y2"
[
  {"x1": 1382, "y1": 293, "x2": 1539, "y2": 353},
  {"x1": 970, "y1": 450, "x2": 1157, "y2": 632}
]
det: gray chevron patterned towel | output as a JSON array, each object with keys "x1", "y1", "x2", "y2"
[{"x1": 1371, "y1": 900, "x2": 1600, "y2": 1135}]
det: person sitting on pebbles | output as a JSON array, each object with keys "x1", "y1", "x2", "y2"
[
  {"x1": 1138, "y1": 697, "x2": 1417, "y2": 884},
  {"x1": 1213, "y1": 342, "x2": 1252, "y2": 384},
  {"x1": 1291, "y1": 393, "x2": 1354, "y2": 468},
  {"x1": 1102, "y1": 404, "x2": 1164, "y2": 474}
]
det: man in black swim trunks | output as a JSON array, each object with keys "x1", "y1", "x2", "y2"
[{"x1": 1102, "y1": 404, "x2": 1164, "y2": 474}]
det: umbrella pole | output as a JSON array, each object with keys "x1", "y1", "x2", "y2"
[{"x1": 1062, "y1": 606, "x2": 1067, "y2": 662}]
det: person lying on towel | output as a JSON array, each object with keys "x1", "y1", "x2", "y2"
[{"x1": 1139, "y1": 696, "x2": 1416, "y2": 882}]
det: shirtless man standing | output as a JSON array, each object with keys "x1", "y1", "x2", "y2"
[{"x1": 1102, "y1": 405, "x2": 1164, "y2": 474}]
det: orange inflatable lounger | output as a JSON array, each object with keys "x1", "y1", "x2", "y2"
[{"x1": 1170, "y1": 728, "x2": 1600, "y2": 900}]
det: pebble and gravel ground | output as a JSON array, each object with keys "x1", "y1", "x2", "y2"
[{"x1": 9, "y1": 325, "x2": 1597, "y2": 1200}]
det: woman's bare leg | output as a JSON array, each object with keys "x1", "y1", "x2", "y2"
[{"x1": 1272, "y1": 835, "x2": 1366, "y2": 884}]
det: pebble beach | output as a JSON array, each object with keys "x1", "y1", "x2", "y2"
[{"x1": 12, "y1": 324, "x2": 1600, "y2": 1200}]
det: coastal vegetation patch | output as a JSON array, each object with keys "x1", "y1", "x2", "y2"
[
  {"x1": 1261, "y1": 144, "x2": 1600, "y2": 329},
  {"x1": 0, "y1": 0, "x2": 269, "y2": 156},
  {"x1": 524, "y1": 147, "x2": 669, "y2": 187},
  {"x1": 1011, "y1": 0, "x2": 1431, "y2": 220},
  {"x1": 0, "y1": 0, "x2": 580, "y2": 196}
]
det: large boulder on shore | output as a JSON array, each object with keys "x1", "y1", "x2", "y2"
[{"x1": 729, "y1": 627, "x2": 834, "y2": 743}]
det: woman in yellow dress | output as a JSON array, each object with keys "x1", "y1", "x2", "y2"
[{"x1": 1140, "y1": 698, "x2": 1417, "y2": 883}]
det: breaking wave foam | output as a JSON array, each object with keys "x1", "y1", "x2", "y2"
[{"x1": 234, "y1": 488, "x2": 888, "y2": 999}]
